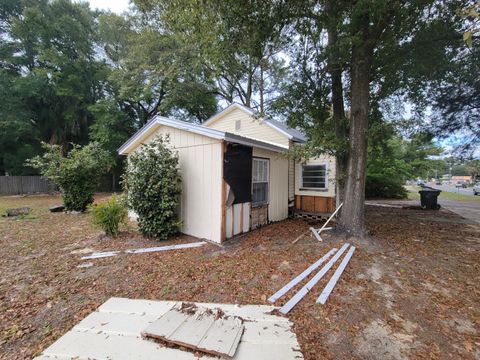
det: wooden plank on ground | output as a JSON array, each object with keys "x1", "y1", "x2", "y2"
[
  {"x1": 80, "y1": 242, "x2": 206, "y2": 260},
  {"x1": 316, "y1": 246, "x2": 356, "y2": 305},
  {"x1": 125, "y1": 241, "x2": 206, "y2": 254},
  {"x1": 279, "y1": 243, "x2": 350, "y2": 314},
  {"x1": 197, "y1": 316, "x2": 244, "y2": 358},
  {"x1": 268, "y1": 248, "x2": 337, "y2": 303},
  {"x1": 142, "y1": 305, "x2": 244, "y2": 358},
  {"x1": 80, "y1": 251, "x2": 120, "y2": 260}
]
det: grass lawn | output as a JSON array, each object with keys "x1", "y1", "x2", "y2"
[
  {"x1": 1, "y1": 194, "x2": 479, "y2": 359},
  {"x1": 407, "y1": 186, "x2": 480, "y2": 202}
]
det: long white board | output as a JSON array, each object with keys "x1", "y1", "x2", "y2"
[
  {"x1": 268, "y1": 248, "x2": 337, "y2": 303},
  {"x1": 316, "y1": 246, "x2": 356, "y2": 304},
  {"x1": 279, "y1": 243, "x2": 350, "y2": 314}
]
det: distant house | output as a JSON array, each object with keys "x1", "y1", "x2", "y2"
[
  {"x1": 119, "y1": 103, "x2": 336, "y2": 243},
  {"x1": 451, "y1": 175, "x2": 472, "y2": 183}
]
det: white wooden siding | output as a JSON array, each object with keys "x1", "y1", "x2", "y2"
[
  {"x1": 205, "y1": 107, "x2": 290, "y2": 147},
  {"x1": 253, "y1": 148, "x2": 289, "y2": 222},
  {"x1": 295, "y1": 155, "x2": 336, "y2": 198},
  {"x1": 127, "y1": 125, "x2": 223, "y2": 243},
  {"x1": 288, "y1": 141, "x2": 295, "y2": 202}
]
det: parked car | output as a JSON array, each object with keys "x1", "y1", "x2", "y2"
[
  {"x1": 473, "y1": 183, "x2": 480, "y2": 195},
  {"x1": 435, "y1": 180, "x2": 442, "y2": 185},
  {"x1": 416, "y1": 179, "x2": 426, "y2": 186},
  {"x1": 455, "y1": 181, "x2": 467, "y2": 188}
]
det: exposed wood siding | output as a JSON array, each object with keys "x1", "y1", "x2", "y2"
[
  {"x1": 127, "y1": 125, "x2": 223, "y2": 243},
  {"x1": 295, "y1": 155, "x2": 336, "y2": 198},
  {"x1": 253, "y1": 148, "x2": 289, "y2": 222},
  {"x1": 205, "y1": 107, "x2": 290, "y2": 147},
  {"x1": 295, "y1": 195, "x2": 336, "y2": 213}
]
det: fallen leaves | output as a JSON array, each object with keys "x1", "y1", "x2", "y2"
[{"x1": 0, "y1": 195, "x2": 479, "y2": 360}]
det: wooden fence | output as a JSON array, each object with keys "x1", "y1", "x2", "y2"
[{"x1": 0, "y1": 176, "x2": 57, "y2": 195}]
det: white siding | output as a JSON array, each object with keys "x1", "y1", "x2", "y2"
[
  {"x1": 288, "y1": 141, "x2": 295, "y2": 202},
  {"x1": 253, "y1": 148, "x2": 289, "y2": 222},
  {"x1": 205, "y1": 107, "x2": 290, "y2": 147},
  {"x1": 127, "y1": 125, "x2": 224, "y2": 243},
  {"x1": 295, "y1": 155, "x2": 336, "y2": 198}
]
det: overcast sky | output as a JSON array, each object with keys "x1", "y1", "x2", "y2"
[{"x1": 80, "y1": 0, "x2": 130, "y2": 13}]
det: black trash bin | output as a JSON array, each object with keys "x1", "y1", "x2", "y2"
[{"x1": 419, "y1": 187, "x2": 441, "y2": 210}]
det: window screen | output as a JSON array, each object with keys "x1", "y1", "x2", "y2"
[
  {"x1": 252, "y1": 158, "x2": 269, "y2": 205},
  {"x1": 302, "y1": 164, "x2": 327, "y2": 189}
]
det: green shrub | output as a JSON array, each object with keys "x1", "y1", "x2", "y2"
[
  {"x1": 89, "y1": 194, "x2": 127, "y2": 237},
  {"x1": 27, "y1": 142, "x2": 111, "y2": 211},
  {"x1": 365, "y1": 173, "x2": 408, "y2": 199},
  {"x1": 123, "y1": 136, "x2": 182, "y2": 240}
]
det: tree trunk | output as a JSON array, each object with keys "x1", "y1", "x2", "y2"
[
  {"x1": 325, "y1": 0, "x2": 348, "y2": 206},
  {"x1": 338, "y1": 41, "x2": 373, "y2": 236}
]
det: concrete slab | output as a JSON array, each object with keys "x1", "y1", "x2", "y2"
[{"x1": 35, "y1": 297, "x2": 303, "y2": 360}]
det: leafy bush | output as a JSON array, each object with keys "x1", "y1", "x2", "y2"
[
  {"x1": 27, "y1": 142, "x2": 111, "y2": 211},
  {"x1": 89, "y1": 194, "x2": 127, "y2": 237},
  {"x1": 123, "y1": 136, "x2": 182, "y2": 240},
  {"x1": 365, "y1": 174, "x2": 408, "y2": 199}
]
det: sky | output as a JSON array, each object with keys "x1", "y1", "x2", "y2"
[{"x1": 81, "y1": 0, "x2": 130, "y2": 13}]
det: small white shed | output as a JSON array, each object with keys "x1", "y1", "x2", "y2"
[{"x1": 118, "y1": 116, "x2": 290, "y2": 244}]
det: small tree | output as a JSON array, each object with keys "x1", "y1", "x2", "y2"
[
  {"x1": 28, "y1": 142, "x2": 111, "y2": 211},
  {"x1": 123, "y1": 136, "x2": 182, "y2": 240}
]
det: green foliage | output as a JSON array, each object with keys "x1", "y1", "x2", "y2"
[
  {"x1": 0, "y1": 0, "x2": 109, "y2": 175},
  {"x1": 97, "y1": 12, "x2": 218, "y2": 124},
  {"x1": 123, "y1": 136, "x2": 182, "y2": 240},
  {"x1": 89, "y1": 194, "x2": 127, "y2": 237},
  {"x1": 27, "y1": 142, "x2": 111, "y2": 211},
  {"x1": 137, "y1": 0, "x2": 288, "y2": 112},
  {"x1": 365, "y1": 174, "x2": 408, "y2": 199},
  {"x1": 366, "y1": 123, "x2": 444, "y2": 198}
]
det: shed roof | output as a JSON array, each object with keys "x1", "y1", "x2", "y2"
[{"x1": 118, "y1": 115, "x2": 289, "y2": 155}]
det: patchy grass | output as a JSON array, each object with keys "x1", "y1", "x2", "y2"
[
  {"x1": 1, "y1": 194, "x2": 479, "y2": 359},
  {"x1": 407, "y1": 186, "x2": 480, "y2": 202}
]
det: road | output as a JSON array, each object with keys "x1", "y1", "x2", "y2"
[
  {"x1": 437, "y1": 199, "x2": 480, "y2": 224},
  {"x1": 426, "y1": 183, "x2": 475, "y2": 197}
]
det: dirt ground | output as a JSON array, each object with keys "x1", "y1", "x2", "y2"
[{"x1": 0, "y1": 194, "x2": 479, "y2": 360}]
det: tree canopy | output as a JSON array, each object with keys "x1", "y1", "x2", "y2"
[{"x1": 1, "y1": 0, "x2": 477, "y2": 235}]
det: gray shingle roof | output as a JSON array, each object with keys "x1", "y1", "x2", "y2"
[{"x1": 265, "y1": 119, "x2": 307, "y2": 143}]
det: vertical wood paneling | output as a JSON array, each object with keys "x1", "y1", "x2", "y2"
[
  {"x1": 132, "y1": 125, "x2": 223, "y2": 243},
  {"x1": 295, "y1": 195, "x2": 336, "y2": 213}
]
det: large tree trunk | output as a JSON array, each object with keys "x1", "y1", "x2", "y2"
[
  {"x1": 338, "y1": 41, "x2": 373, "y2": 236},
  {"x1": 325, "y1": 0, "x2": 348, "y2": 206}
]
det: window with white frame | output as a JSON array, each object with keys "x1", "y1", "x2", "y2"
[
  {"x1": 252, "y1": 158, "x2": 269, "y2": 205},
  {"x1": 302, "y1": 164, "x2": 327, "y2": 189}
]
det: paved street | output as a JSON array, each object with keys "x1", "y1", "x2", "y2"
[
  {"x1": 437, "y1": 199, "x2": 480, "y2": 224},
  {"x1": 427, "y1": 183, "x2": 476, "y2": 197}
]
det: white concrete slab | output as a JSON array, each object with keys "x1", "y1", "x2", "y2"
[{"x1": 35, "y1": 298, "x2": 303, "y2": 360}]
